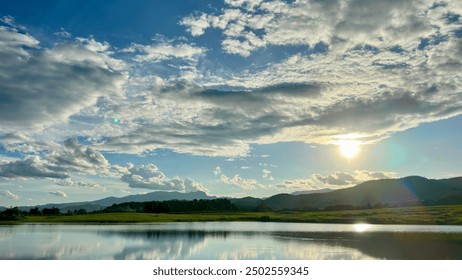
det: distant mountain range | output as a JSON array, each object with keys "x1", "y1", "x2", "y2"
[
  {"x1": 290, "y1": 188, "x2": 333, "y2": 195},
  {"x1": 15, "y1": 191, "x2": 214, "y2": 212},
  {"x1": 5, "y1": 176, "x2": 462, "y2": 212}
]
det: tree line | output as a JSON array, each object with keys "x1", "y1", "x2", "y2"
[
  {"x1": 98, "y1": 198, "x2": 237, "y2": 213},
  {"x1": 0, "y1": 198, "x2": 238, "y2": 220},
  {"x1": 0, "y1": 206, "x2": 61, "y2": 220}
]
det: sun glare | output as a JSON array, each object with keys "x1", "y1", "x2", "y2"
[
  {"x1": 353, "y1": 223, "x2": 372, "y2": 232},
  {"x1": 338, "y1": 140, "x2": 361, "y2": 159}
]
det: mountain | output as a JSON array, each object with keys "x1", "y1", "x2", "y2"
[
  {"x1": 262, "y1": 176, "x2": 462, "y2": 210},
  {"x1": 230, "y1": 196, "x2": 264, "y2": 210},
  {"x1": 291, "y1": 188, "x2": 333, "y2": 195},
  {"x1": 16, "y1": 191, "x2": 215, "y2": 212},
  {"x1": 91, "y1": 191, "x2": 213, "y2": 206},
  {"x1": 6, "y1": 176, "x2": 462, "y2": 213}
]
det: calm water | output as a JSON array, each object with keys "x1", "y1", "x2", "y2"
[{"x1": 1, "y1": 222, "x2": 462, "y2": 260}]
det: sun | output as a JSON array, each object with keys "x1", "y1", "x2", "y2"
[{"x1": 338, "y1": 140, "x2": 361, "y2": 159}]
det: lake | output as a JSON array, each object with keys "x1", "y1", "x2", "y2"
[{"x1": 1, "y1": 222, "x2": 462, "y2": 260}]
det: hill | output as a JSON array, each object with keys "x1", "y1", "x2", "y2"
[
  {"x1": 261, "y1": 176, "x2": 462, "y2": 210},
  {"x1": 5, "y1": 176, "x2": 462, "y2": 213},
  {"x1": 291, "y1": 188, "x2": 333, "y2": 195},
  {"x1": 16, "y1": 191, "x2": 215, "y2": 212}
]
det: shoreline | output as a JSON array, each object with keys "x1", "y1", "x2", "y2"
[{"x1": 2, "y1": 205, "x2": 462, "y2": 225}]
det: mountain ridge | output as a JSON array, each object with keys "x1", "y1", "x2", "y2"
[
  {"x1": 259, "y1": 176, "x2": 462, "y2": 210},
  {"x1": 14, "y1": 191, "x2": 215, "y2": 212},
  {"x1": 4, "y1": 176, "x2": 462, "y2": 212}
]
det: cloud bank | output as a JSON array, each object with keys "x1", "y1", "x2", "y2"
[
  {"x1": 0, "y1": 1, "x2": 461, "y2": 194},
  {"x1": 121, "y1": 163, "x2": 208, "y2": 192},
  {"x1": 2, "y1": 2, "x2": 462, "y2": 159},
  {"x1": 277, "y1": 170, "x2": 397, "y2": 190}
]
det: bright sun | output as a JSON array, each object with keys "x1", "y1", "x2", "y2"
[{"x1": 338, "y1": 140, "x2": 361, "y2": 159}]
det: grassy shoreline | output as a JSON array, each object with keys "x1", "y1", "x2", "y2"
[{"x1": 2, "y1": 205, "x2": 462, "y2": 225}]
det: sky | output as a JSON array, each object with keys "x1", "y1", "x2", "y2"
[{"x1": 0, "y1": 0, "x2": 462, "y2": 207}]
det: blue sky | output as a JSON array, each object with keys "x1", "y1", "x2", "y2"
[{"x1": 1, "y1": 0, "x2": 462, "y2": 206}]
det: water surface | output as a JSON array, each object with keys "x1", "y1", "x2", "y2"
[{"x1": 1, "y1": 222, "x2": 461, "y2": 259}]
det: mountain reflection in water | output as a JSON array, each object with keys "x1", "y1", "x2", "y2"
[{"x1": 1, "y1": 222, "x2": 462, "y2": 259}]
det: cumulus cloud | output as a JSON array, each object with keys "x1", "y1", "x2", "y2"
[
  {"x1": 262, "y1": 169, "x2": 273, "y2": 180},
  {"x1": 276, "y1": 178, "x2": 318, "y2": 190},
  {"x1": 49, "y1": 190, "x2": 67, "y2": 198},
  {"x1": 277, "y1": 170, "x2": 396, "y2": 190},
  {"x1": 166, "y1": 0, "x2": 461, "y2": 153},
  {"x1": 53, "y1": 178, "x2": 104, "y2": 190},
  {"x1": 1, "y1": 190, "x2": 20, "y2": 200},
  {"x1": 213, "y1": 166, "x2": 222, "y2": 175},
  {"x1": 54, "y1": 27, "x2": 72, "y2": 38},
  {"x1": 313, "y1": 172, "x2": 360, "y2": 186},
  {"x1": 121, "y1": 163, "x2": 208, "y2": 192},
  {"x1": 181, "y1": 0, "x2": 453, "y2": 55},
  {"x1": 220, "y1": 174, "x2": 261, "y2": 190},
  {"x1": 0, "y1": 156, "x2": 68, "y2": 179},
  {"x1": 1, "y1": 2, "x2": 462, "y2": 162},
  {"x1": 0, "y1": 138, "x2": 113, "y2": 179},
  {"x1": 124, "y1": 41, "x2": 205, "y2": 63},
  {"x1": 46, "y1": 139, "x2": 112, "y2": 176},
  {"x1": 0, "y1": 20, "x2": 126, "y2": 130},
  {"x1": 95, "y1": 80, "x2": 324, "y2": 156},
  {"x1": 0, "y1": 133, "x2": 41, "y2": 153},
  {"x1": 180, "y1": 13, "x2": 211, "y2": 36}
]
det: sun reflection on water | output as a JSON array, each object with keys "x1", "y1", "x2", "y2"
[{"x1": 353, "y1": 223, "x2": 372, "y2": 232}]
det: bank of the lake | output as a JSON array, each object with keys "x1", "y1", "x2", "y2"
[
  {"x1": 3, "y1": 205, "x2": 462, "y2": 225},
  {"x1": 2, "y1": 222, "x2": 462, "y2": 259}
]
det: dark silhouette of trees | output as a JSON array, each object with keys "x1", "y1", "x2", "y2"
[
  {"x1": 143, "y1": 201, "x2": 170, "y2": 213},
  {"x1": 29, "y1": 207, "x2": 41, "y2": 215},
  {"x1": 98, "y1": 198, "x2": 237, "y2": 214},
  {"x1": 42, "y1": 207, "x2": 60, "y2": 215},
  {"x1": 0, "y1": 207, "x2": 23, "y2": 220}
]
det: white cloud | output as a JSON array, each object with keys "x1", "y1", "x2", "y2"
[
  {"x1": 278, "y1": 170, "x2": 397, "y2": 190},
  {"x1": 0, "y1": 156, "x2": 68, "y2": 179},
  {"x1": 54, "y1": 27, "x2": 71, "y2": 38},
  {"x1": 182, "y1": 0, "x2": 454, "y2": 55},
  {"x1": 225, "y1": 0, "x2": 263, "y2": 10},
  {"x1": 0, "y1": 138, "x2": 114, "y2": 179},
  {"x1": 49, "y1": 190, "x2": 67, "y2": 198},
  {"x1": 1, "y1": 190, "x2": 20, "y2": 200},
  {"x1": 0, "y1": 23, "x2": 126, "y2": 131},
  {"x1": 124, "y1": 41, "x2": 205, "y2": 63},
  {"x1": 82, "y1": 1, "x2": 462, "y2": 157},
  {"x1": 175, "y1": 1, "x2": 461, "y2": 153},
  {"x1": 1, "y1": 3, "x2": 461, "y2": 161},
  {"x1": 180, "y1": 13, "x2": 211, "y2": 36},
  {"x1": 213, "y1": 166, "x2": 222, "y2": 175},
  {"x1": 313, "y1": 172, "x2": 360, "y2": 186},
  {"x1": 121, "y1": 163, "x2": 208, "y2": 192},
  {"x1": 262, "y1": 169, "x2": 273, "y2": 180},
  {"x1": 53, "y1": 178, "x2": 104, "y2": 190},
  {"x1": 220, "y1": 174, "x2": 261, "y2": 190},
  {"x1": 275, "y1": 178, "x2": 317, "y2": 190}
]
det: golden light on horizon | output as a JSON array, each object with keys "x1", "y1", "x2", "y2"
[{"x1": 338, "y1": 140, "x2": 361, "y2": 159}]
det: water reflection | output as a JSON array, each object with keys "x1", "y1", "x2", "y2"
[
  {"x1": 1, "y1": 222, "x2": 462, "y2": 260},
  {"x1": 353, "y1": 223, "x2": 372, "y2": 232}
]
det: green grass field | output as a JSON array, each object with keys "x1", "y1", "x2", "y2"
[{"x1": 4, "y1": 205, "x2": 462, "y2": 225}]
